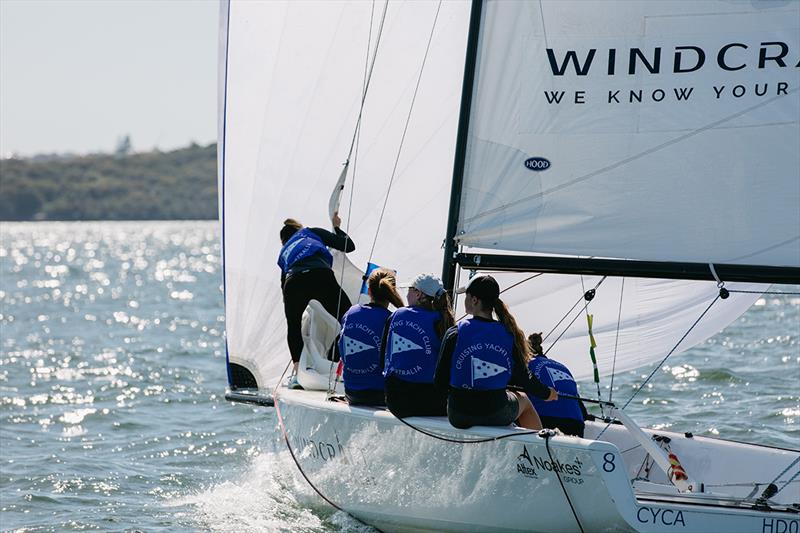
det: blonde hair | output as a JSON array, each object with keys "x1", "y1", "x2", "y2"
[
  {"x1": 279, "y1": 218, "x2": 303, "y2": 244},
  {"x1": 368, "y1": 268, "x2": 404, "y2": 309},
  {"x1": 493, "y1": 298, "x2": 532, "y2": 368}
]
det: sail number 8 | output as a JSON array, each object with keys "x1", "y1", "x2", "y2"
[{"x1": 524, "y1": 157, "x2": 551, "y2": 171}]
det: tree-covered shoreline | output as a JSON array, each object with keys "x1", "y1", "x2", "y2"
[{"x1": 0, "y1": 143, "x2": 217, "y2": 221}]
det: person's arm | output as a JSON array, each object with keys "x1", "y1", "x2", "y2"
[
  {"x1": 434, "y1": 326, "x2": 458, "y2": 390},
  {"x1": 309, "y1": 227, "x2": 355, "y2": 253},
  {"x1": 510, "y1": 353, "x2": 553, "y2": 400}
]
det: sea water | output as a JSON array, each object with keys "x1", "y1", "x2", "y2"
[{"x1": 0, "y1": 221, "x2": 797, "y2": 532}]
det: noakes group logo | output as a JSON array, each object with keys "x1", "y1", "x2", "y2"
[{"x1": 524, "y1": 157, "x2": 551, "y2": 172}]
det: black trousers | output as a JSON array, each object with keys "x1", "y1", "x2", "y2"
[{"x1": 282, "y1": 268, "x2": 352, "y2": 363}]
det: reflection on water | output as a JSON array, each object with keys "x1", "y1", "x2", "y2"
[{"x1": 0, "y1": 221, "x2": 797, "y2": 531}]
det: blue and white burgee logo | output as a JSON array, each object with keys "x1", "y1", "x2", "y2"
[
  {"x1": 472, "y1": 357, "x2": 506, "y2": 380},
  {"x1": 281, "y1": 239, "x2": 302, "y2": 263},
  {"x1": 391, "y1": 332, "x2": 422, "y2": 354},
  {"x1": 360, "y1": 262, "x2": 382, "y2": 295},
  {"x1": 546, "y1": 366, "x2": 574, "y2": 384},
  {"x1": 342, "y1": 335, "x2": 373, "y2": 357}
]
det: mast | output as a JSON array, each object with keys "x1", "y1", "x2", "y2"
[{"x1": 441, "y1": 0, "x2": 483, "y2": 292}]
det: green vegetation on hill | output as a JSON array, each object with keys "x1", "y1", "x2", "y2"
[{"x1": 0, "y1": 143, "x2": 218, "y2": 221}]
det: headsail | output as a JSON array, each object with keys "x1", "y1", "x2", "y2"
[{"x1": 218, "y1": 0, "x2": 470, "y2": 388}]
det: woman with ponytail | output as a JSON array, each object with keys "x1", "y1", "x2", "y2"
[
  {"x1": 278, "y1": 212, "x2": 355, "y2": 389},
  {"x1": 337, "y1": 268, "x2": 404, "y2": 406},
  {"x1": 526, "y1": 332, "x2": 587, "y2": 437},
  {"x1": 433, "y1": 275, "x2": 557, "y2": 430},
  {"x1": 382, "y1": 274, "x2": 454, "y2": 418}
]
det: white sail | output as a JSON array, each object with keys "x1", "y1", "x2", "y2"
[
  {"x1": 219, "y1": 0, "x2": 781, "y2": 390},
  {"x1": 219, "y1": 0, "x2": 470, "y2": 387},
  {"x1": 457, "y1": 0, "x2": 800, "y2": 267},
  {"x1": 453, "y1": 268, "x2": 764, "y2": 382}
]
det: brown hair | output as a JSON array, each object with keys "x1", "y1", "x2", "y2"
[
  {"x1": 492, "y1": 298, "x2": 532, "y2": 369},
  {"x1": 416, "y1": 291, "x2": 455, "y2": 338},
  {"x1": 368, "y1": 268, "x2": 404, "y2": 309},
  {"x1": 528, "y1": 332, "x2": 544, "y2": 356},
  {"x1": 279, "y1": 218, "x2": 303, "y2": 244}
]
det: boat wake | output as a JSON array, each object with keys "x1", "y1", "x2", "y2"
[{"x1": 171, "y1": 449, "x2": 377, "y2": 532}]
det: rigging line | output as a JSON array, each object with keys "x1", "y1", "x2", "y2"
[
  {"x1": 463, "y1": 87, "x2": 800, "y2": 226},
  {"x1": 543, "y1": 277, "x2": 607, "y2": 357},
  {"x1": 455, "y1": 272, "x2": 543, "y2": 320},
  {"x1": 768, "y1": 455, "x2": 800, "y2": 492},
  {"x1": 329, "y1": 0, "x2": 379, "y2": 397},
  {"x1": 366, "y1": 0, "x2": 443, "y2": 265},
  {"x1": 543, "y1": 433, "x2": 585, "y2": 533},
  {"x1": 595, "y1": 293, "x2": 722, "y2": 441},
  {"x1": 394, "y1": 415, "x2": 542, "y2": 444},
  {"x1": 621, "y1": 294, "x2": 721, "y2": 411},
  {"x1": 542, "y1": 297, "x2": 582, "y2": 343},
  {"x1": 345, "y1": 0, "x2": 389, "y2": 163},
  {"x1": 776, "y1": 469, "x2": 800, "y2": 496},
  {"x1": 609, "y1": 278, "x2": 625, "y2": 403}
]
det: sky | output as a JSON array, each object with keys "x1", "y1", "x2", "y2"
[{"x1": 0, "y1": 0, "x2": 219, "y2": 157}]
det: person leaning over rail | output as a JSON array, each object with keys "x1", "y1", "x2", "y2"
[
  {"x1": 380, "y1": 274, "x2": 454, "y2": 418},
  {"x1": 334, "y1": 268, "x2": 404, "y2": 406},
  {"x1": 526, "y1": 332, "x2": 587, "y2": 437},
  {"x1": 278, "y1": 212, "x2": 355, "y2": 389},
  {"x1": 433, "y1": 275, "x2": 557, "y2": 430}
]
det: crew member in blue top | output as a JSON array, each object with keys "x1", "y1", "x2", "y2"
[
  {"x1": 337, "y1": 268, "x2": 404, "y2": 406},
  {"x1": 434, "y1": 275, "x2": 557, "y2": 430},
  {"x1": 526, "y1": 332, "x2": 587, "y2": 437},
  {"x1": 381, "y1": 273, "x2": 455, "y2": 418},
  {"x1": 278, "y1": 213, "x2": 355, "y2": 388}
]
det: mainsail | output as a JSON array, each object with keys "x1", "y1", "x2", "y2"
[
  {"x1": 218, "y1": 0, "x2": 797, "y2": 390},
  {"x1": 456, "y1": 1, "x2": 800, "y2": 267}
]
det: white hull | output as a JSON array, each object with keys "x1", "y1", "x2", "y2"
[{"x1": 275, "y1": 388, "x2": 799, "y2": 533}]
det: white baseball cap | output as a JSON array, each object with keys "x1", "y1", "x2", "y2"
[{"x1": 399, "y1": 273, "x2": 445, "y2": 298}]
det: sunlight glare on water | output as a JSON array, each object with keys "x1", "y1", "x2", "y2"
[{"x1": 0, "y1": 221, "x2": 797, "y2": 531}]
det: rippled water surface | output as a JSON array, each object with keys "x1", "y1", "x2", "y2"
[{"x1": 1, "y1": 221, "x2": 797, "y2": 531}]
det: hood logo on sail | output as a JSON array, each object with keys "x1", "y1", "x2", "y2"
[{"x1": 524, "y1": 157, "x2": 551, "y2": 172}]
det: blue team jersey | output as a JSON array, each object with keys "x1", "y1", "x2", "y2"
[
  {"x1": 527, "y1": 356, "x2": 583, "y2": 421},
  {"x1": 384, "y1": 306, "x2": 441, "y2": 383},
  {"x1": 449, "y1": 319, "x2": 514, "y2": 391},
  {"x1": 339, "y1": 304, "x2": 390, "y2": 391},
  {"x1": 277, "y1": 228, "x2": 333, "y2": 273}
]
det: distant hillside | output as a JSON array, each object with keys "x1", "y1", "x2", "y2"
[{"x1": 0, "y1": 143, "x2": 217, "y2": 221}]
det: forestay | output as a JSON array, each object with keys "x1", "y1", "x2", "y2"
[{"x1": 457, "y1": 0, "x2": 800, "y2": 267}]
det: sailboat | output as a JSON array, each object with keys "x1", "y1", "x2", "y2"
[{"x1": 217, "y1": 0, "x2": 800, "y2": 531}]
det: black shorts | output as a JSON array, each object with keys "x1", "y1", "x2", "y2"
[
  {"x1": 540, "y1": 415, "x2": 585, "y2": 437},
  {"x1": 447, "y1": 391, "x2": 519, "y2": 430},
  {"x1": 385, "y1": 375, "x2": 447, "y2": 418},
  {"x1": 345, "y1": 388, "x2": 386, "y2": 407}
]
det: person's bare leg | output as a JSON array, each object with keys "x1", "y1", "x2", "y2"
[{"x1": 514, "y1": 392, "x2": 543, "y2": 430}]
